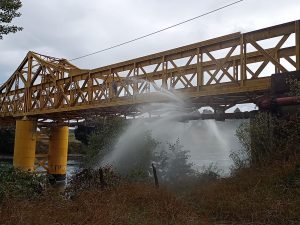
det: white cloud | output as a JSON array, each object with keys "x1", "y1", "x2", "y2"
[{"x1": 0, "y1": 0, "x2": 299, "y2": 81}]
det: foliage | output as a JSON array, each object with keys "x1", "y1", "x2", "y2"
[
  {"x1": 81, "y1": 117, "x2": 196, "y2": 185},
  {"x1": 65, "y1": 166, "x2": 121, "y2": 197},
  {"x1": 115, "y1": 130, "x2": 159, "y2": 181},
  {"x1": 1, "y1": 183, "x2": 201, "y2": 225},
  {"x1": 197, "y1": 163, "x2": 221, "y2": 182},
  {"x1": 231, "y1": 112, "x2": 300, "y2": 170},
  {"x1": 74, "y1": 125, "x2": 93, "y2": 145},
  {"x1": 0, "y1": 0, "x2": 23, "y2": 39},
  {"x1": 155, "y1": 139, "x2": 195, "y2": 186},
  {"x1": 233, "y1": 107, "x2": 241, "y2": 113},
  {"x1": 68, "y1": 141, "x2": 85, "y2": 154},
  {"x1": 0, "y1": 165, "x2": 48, "y2": 202},
  {"x1": 286, "y1": 77, "x2": 300, "y2": 96},
  {"x1": 192, "y1": 159, "x2": 300, "y2": 225},
  {"x1": 108, "y1": 132, "x2": 196, "y2": 185},
  {"x1": 2, "y1": 159, "x2": 299, "y2": 225},
  {"x1": 0, "y1": 128, "x2": 14, "y2": 155},
  {"x1": 82, "y1": 117, "x2": 127, "y2": 167}
]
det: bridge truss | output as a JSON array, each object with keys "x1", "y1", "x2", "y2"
[{"x1": 0, "y1": 20, "x2": 299, "y2": 125}]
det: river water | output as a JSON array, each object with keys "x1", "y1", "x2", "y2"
[{"x1": 0, "y1": 156, "x2": 83, "y2": 180}]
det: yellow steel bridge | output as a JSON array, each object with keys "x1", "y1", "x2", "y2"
[
  {"x1": 0, "y1": 20, "x2": 299, "y2": 125},
  {"x1": 1, "y1": 20, "x2": 299, "y2": 176}
]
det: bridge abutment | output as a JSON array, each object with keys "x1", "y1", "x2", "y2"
[
  {"x1": 48, "y1": 126, "x2": 69, "y2": 180},
  {"x1": 13, "y1": 119, "x2": 37, "y2": 171}
]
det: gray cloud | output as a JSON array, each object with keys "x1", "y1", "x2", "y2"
[{"x1": 0, "y1": 0, "x2": 299, "y2": 82}]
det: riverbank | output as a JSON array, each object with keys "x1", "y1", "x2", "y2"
[{"x1": 1, "y1": 157, "x2": 299, "y2": 225}]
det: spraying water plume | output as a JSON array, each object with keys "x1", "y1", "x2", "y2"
[{"x1": 98, "y1": 84, "x2": 243, "y2": 176}]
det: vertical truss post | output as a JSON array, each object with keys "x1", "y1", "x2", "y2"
[
  {"x1": 296, "y1": 20, "x2": 300, "y2": 70},
  {"x1": 133, "y1": 62, "x2": 138, "y2": 97},
  {"x1": 275, "y1": 51, "x2": 280, "y2": 74},
  {"x1": 70, "y1": 76, "x2": 74, "y2": 104},
  {"x1": 109, "y1": 68, "x2": 113, "y2": 100},
  {"x1": 88, "y1": 72, "x2": 92, "y2": 103},
  {"x1": 39, "y1": 83, "x2": 43, "y2": 111},
  {"x1": 53, "y1": 77, "x2": 58, "y2": 107},
  {"x1": 233, "y1": 60, "x2": 237, "y2": 81},
  {"x1": 240, "y1": 34, "x2": 246, "y2": 85},
  {"x1": 197, "y1": 48, "x2": 203, "y2": 91},
  {"x1": 170, "y1": 71, "x2": 174, "y2": 90},
  {"x1": 24, "y1": 55, "x2": 33, "y2": 113},
  {"x1": 162, "y1": 56, "x2": 167, "y2": 89}
]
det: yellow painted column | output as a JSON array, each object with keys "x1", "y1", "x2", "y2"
[
  {"x1": 13, "y1": 119, "x2": 37, "y2": 171},
  {"x1": 48, "y1": 126, "x2": 69, "y2": 180}
]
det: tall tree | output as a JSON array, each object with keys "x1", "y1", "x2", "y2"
[{"x1": 0, "y1": 0, "x2": 23, "y2": 39}]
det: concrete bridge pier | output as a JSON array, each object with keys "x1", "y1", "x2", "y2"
[
  {"x1": 48, "y1": 126, "x2": 69, "y2": 181},
  {"x1": 13, "y1": 119, "x2": 37, "y2": 171}
]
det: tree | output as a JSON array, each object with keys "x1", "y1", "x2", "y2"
[
  {"x1": 231, "y1": 112, "x2": 300, "y2": 171},
  {"x1": 81, "y1": 117, "x2": 128, "y2": 167},
  {"x1": 156, "y1": 139, "x2": 194, "y2": 185},
  {"x1": 0, "y1": 128, "x2": 15, "y2": 155},
  {"x1": 116, "y1": 131, "x2": 159, "y2": 180},
  {"x1": 0, "y1": 0, "x2": 23, "y2": 39},
  {"x1": 74, "y1": 125, "x2": 94, "y2": 145},
  {"x1": 234, "y1": 107, "x2": 241, "y2": 113}
]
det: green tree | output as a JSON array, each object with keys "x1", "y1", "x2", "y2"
[
  {"x1": 0, "y1": 0, "x2": 23, "y2": 39},
  {"x1": 156, "y1": 139, "x2": 194, "y2": 185},
  {"x1": 116, "y1": 131, "x2": 159, "y2": 180},
  {"x1": 0, "y1": 128, "x2": 15, "y2": 155},
  {"x1": 81, "y1": 117, "x2": 196, "y2": 184},
  {"x1": 74, "y1": 125, "x2": 94, "y2": 145},
  {"x1": 231, "y1": 112, "x2": 300, "y2": 170},
  {"x1": 83, "y1": 117, "x2": 127, "y2": 167},
  {"x1": 287, "y1": 78, "x2": 300, "y2": 96}
]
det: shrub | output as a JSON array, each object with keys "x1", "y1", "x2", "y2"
[
  {"x1": 0, "y1": 165, "x2": 48, "y2": 202},
  {"x1": 83, "y1": 117, "x2": 127, "y2": 167},
  {"x1": 231, "y1": 112, "x2": 300, "y2": 170},
  {"x1": 65, "y1": 166, "x2": 121, "y2": 197}
]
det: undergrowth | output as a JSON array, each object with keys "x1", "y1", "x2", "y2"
[
  {"x1": 1, "y1": 113, "x2": 300, "y2": 224},
  {"x1": 0, "y1": 165, "x2": 49, "y2": 202}
]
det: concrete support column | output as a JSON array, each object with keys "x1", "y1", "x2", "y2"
[
  {"x1": 48, "y1": 126, "x2": 69, "y2": 180},
  {"x1": 13, "y1": 119, "x2": 37, "y2": 171}
]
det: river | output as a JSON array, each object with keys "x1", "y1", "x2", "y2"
[{"x1": 0, "y1": 155, "x2": 83, "y2": 181}]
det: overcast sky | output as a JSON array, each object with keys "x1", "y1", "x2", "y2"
[{"x1": 0, "y1": 0, "x2": 299, "y2": 84}]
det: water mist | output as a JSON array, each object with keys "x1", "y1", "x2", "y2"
[{"x1": 99, "y1": 85, "x2": 243, "y2": 175}]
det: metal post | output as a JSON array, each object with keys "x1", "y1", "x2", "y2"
[{"x1": 152, "y1": 163, "x2": 159, "y2": 188}]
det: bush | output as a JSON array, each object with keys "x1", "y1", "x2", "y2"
[
  {"x1": 155, "y1": 139, "x2": 195, "y2": 186},
  {"x1": 0, "y1": 128, "x2": 15, "y2": 155},
  {"x1": 65, "y1": 166, "x2": 121, "y2": 197},
  {"x1": 83, "y1": 117, "x2": 127, "y2": 167},
  {"x1": 231, "y1": 112, "x2": 300, "y2": 170},
  {"x1": 0, "y1": 165, "x2": 49, "y2": 202},
  {"x1": 114, "y1": 130, "x2": 159, "y2": 181},
  {"x1": 192, "y1": 159, "x2": 300, "y2": 225},
  {"x1": 197, "y1": 163, "x2": 221, "y2": 182}
]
